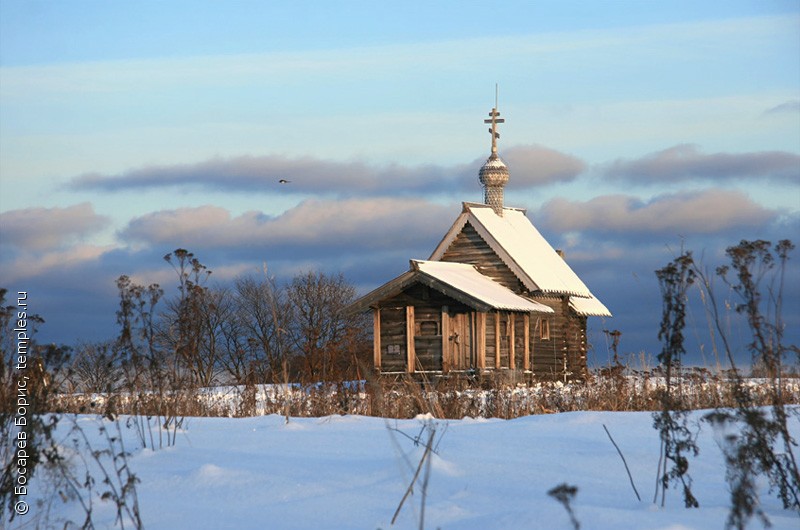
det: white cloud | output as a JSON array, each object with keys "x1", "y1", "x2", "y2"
[
  {"x1": 537, "y1": 189, "x2": 776, "y2": 236},
  {"x1": 120, "y1": 198, "x2": 455, "y2": 253},
  {"x1": 69, "y1": 145, "x2": 586, "y2": 196},
  {"x1": 0, "y1": 203, "x2": 110, "y2": 251}
]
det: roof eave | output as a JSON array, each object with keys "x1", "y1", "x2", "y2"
[{"x1": 344, "y1": 270, "x2": 417, "y2": 315}]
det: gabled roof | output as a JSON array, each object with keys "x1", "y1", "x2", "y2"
[
  {"x1": 346, "y1": 260, "x2": 554, "y2": 315},
  {"x1": 429, "y1": 202, "x2": 595, "y2": 299}
]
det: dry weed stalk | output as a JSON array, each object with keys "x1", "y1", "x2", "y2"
[
  {"x1": 388, "y1": 419, "x2": 443, "y2": 529},
  {"x1": 547, "y1": 483, "x2": 581, "y2": 530}
]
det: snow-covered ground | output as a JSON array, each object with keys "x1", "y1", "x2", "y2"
[{"x1": 13, "y1": 409, "x2": 800, "y2": 529}]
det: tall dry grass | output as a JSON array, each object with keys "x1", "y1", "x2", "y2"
[{"x1": 53, "y1": 370, "x2": 800, "y2": 420}]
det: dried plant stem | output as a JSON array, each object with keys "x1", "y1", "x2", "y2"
[
  {"x1": 603, "y1": 424, "x2": 641, "y2": 502},
  {"x1": 391, "y1": 425, "x2": 436, "y2": 527}
]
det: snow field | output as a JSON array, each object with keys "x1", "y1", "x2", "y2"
[{"x1": 16, "y1": 409, "x2": 800, "y2": 529}]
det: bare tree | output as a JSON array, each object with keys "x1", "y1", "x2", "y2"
[
  {"x1": 70, "y1": 341, "x2": 122, "y2": 394},
  {"x1": 218, "y1": 275, "x2": 293, "y2": 384},
  {"x1": 286, "y1": 271, "x2": 369, "y2": 383},
  {"x1": 192, "y1": 286, "x2": 234, "y2": 387}
]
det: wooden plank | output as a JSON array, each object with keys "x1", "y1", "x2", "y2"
[
  {"x1": 476, "y1": 312, "x2": 486, "y2": 370},
  {"x1": 495, "y1": 311, "x2": 501, "y2": 369},
  {"x1": 406, "y1": 306, "x2": 415, "y2": 373},
  {"x1": 373, "y1": 308, "x2": 381, "y2": 371},
  {"x1": 441, "y1": 306, "x2": 450, "y2": 373},
  {"x1": 524, "y1": 313, "x2": 530, "y2": 371},
  {"x1": 509, "y1": 313, "x2": 515, "y2": 370}
]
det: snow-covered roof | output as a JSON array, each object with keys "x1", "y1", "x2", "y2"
[
  {"x1": 569, "y1": 295, "x2": 612, "y2": 317},
  {"x1": 345, "y1": 259, "x2": 555, "y2": 314},
  {"x1": 414, "y1": 260, "x2": 554, "y2": 313},
  {"x1": 430, "y1": 203, "x2": 596, "y2": 298}
]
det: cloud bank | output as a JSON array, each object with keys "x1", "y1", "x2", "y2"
[
  {"x1": 604, "y1": 144, "x2": 800, "y2": 183},
  {"x1": 69, "y1": 145, "x2": 586, "y2": 196},
  {"x1": 536, "y1": 189, "x2": 777, "y2": 237},
  {"x1": 120, "y1": 198, "x2": 454, "y2": 255}
]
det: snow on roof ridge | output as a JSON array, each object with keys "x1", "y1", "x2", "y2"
[{"x1": 462, "y1": 201, "x2": 527, "y2": 214}]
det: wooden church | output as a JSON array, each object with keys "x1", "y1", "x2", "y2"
[{"x1": 348, "y1": 107, "x2": 610, "y2": 380}]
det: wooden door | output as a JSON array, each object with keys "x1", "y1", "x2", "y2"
[{"x1": 444, "y1": 311, "x2": 471, "y2": 371}]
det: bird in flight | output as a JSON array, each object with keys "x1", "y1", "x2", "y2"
[{"x1": 278, "y1": 179, "x2": 291, "y2": 184}]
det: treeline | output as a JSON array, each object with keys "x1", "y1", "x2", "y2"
[{"x1": 1, "y1": 248, "x2": 372, "y2": 399}]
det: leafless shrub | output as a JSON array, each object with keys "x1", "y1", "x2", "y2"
[{"x1": 695, "y1": 239, "x2": 800, "y2": 526}]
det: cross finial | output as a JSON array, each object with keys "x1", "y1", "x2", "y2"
[{"x1": 483, "y1": 86, "x2": 505, "y2": 154}]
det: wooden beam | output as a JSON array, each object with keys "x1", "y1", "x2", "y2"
[
  {"x1": 373, "y1": 308, "x2": 381, "y2": 371},
  {"x1": 476, "y1": 312, "x2": 486, "y2": 371},
  {"x1": 523, "y1": 313, "x2": 531, "y2": 372},
  {"x1": 495, "y1": 311, "x2": 501, "y2": 369},
  {"x1": 509, "y1": 313, "x2": 515, "y2": 370},
  {"x1": 406, "y1": 306, "x2": 416, "y2": 373},
  {"x1": 441, "y1": 306, "x2": 450, "y2": 373}
]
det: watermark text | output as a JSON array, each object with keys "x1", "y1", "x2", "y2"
[{"x1": 14, "y1": 291, "x2": 30, "y2": 516}]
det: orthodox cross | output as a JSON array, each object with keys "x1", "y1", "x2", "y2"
[{"x1": 484, "y1": 87, "x2": 504, "y2": 154}]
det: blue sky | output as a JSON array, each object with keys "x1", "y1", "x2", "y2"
[{"x1": 1, "y1": 0, "x2": 799, "y2": 367}]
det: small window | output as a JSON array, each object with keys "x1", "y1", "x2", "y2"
[
  {"x1": 540, "y1": 318, "x2": 551, "y2": 340},
  {"x1": 416, "y1": 320, "x2": 440, "y2": 336},
  {"x1": 387, "y1": 344, "x2": 402, "y2": 355}
]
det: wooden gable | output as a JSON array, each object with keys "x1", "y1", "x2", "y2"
[{"x1": 438, "y1": 222, "x2": 525, "y2": 293}]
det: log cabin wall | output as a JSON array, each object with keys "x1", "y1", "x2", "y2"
[
  {"x1": 372, "y1": 284, "x2": 588, "y2": 379},
  {"x1": 484, "y1": 312, "x2": 496, "y2": 369},
  {"x1": 475, "y1": 310, "x2": 521, "y2": 371},
  {"x1": 565, "y1": 310, "x2": 589, "y2": 380},
  {"x1": 528, "y1": 296, "x2": 567, "y2": 379},
  {"x1": 377, "y1": 284, "x2": 473, "y2": 373},
  {"x1": 377, "y1": 307, "x2": 407, "y2": 372},
  {"x1": 498, "y1": 313, "x2": 511, "y2": 368},
  {"x1": 527, "y1": 296, "x2": 587, "y2": 380},
  {"x1": 439, "y1": 223, "x2": 525, "y2": 292},
  {"x1": 513, "y1": 313, "x2": 526, "y2": 370},
  {"x1": 413, "y1": 304, "x2": 442, "y2": 372}
]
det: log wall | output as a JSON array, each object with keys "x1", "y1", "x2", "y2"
[
  {"x1": 528, "y1": 296, "x2": 587, "y2": 380},
  {"x1": 439, "y1": 222, "x2": 525, "y2": 292}
]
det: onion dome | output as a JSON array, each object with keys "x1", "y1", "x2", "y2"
[
  {"x1": 479, "y1": 153, "x2": 509, "y2": 215},
  {"x1": 480, "y1": 106, "x2": 508, "y2": 216}
]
